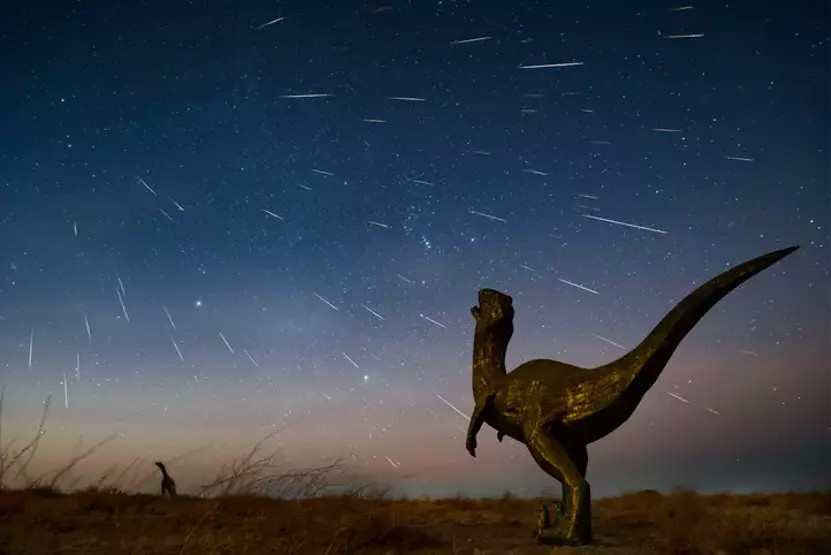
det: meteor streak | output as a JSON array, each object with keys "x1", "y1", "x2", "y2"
[
  {"x1": 84, "y1": 313, "x2": 91, "y2": 342},
  {"x1": 667, "y1": 392, "x2": 690, "y2": 404},
  {"x1": 278, "y1": 93, "x2": 332, "y2": 98},
  {"x1": 420, "y1": 314, "x2": 447, "y2": 329},
  {"x1": 581, "y1": 213, "x2": 669, "y2": 235},
  {"x1": 362, "y1": 304, "x2": 385, "y2": 321},
  {"x1": 243, "y1": 350, "x2": 259, "y2": 367},
  {"x1": 592, "y1": 334, "x2": 626, "y2": 349},
  {"x1": 171, "y1": 339, "x2": 184, "y2": 361},
  {"x1": 449, "y1": 36, "x2": 492, "y2": 45},
  {"x1": 313, "y1": 293, "x2": 339, "y2": 311},
  {"x1": 469, "y1": 210, "x2": 507, "y2": 223},
  {"x1": 163, "y1": 305, "x2": 176, "y2": 329},
  {"x1": 117, "y1": 288, "x2": 130, "y2": 322},
  {"x1": 254, "y1": 16, "x2": 286, "y2": 30},
  {"x1": 137, "y1": 177, "x2": 157, "y2": 196},
  {"x1": 557, "y1": 278, "x2": 599, "y2": 295},
  {"x1": 434, "y1": 393, "x2": 470, "y2": 421},
  {"x1": 219, "y1": 332, "x2": 234, "y2": 354},
  {"x1": 519, "y1": 61, "x2": 584, "y2": 69},
  {"x1": 262, "y1": 208, "x2": 285, "y2": 221},
  {"x1": 342, "y1": 352, "x2": 360, "y2": 369}
]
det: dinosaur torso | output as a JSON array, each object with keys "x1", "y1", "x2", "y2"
[{"x1": 482, "y1": 359, "x2": 609, "y2": 443}]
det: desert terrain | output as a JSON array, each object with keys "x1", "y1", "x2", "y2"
[{"x1": 1, "y1": 487, "x2": 829, "y2": 554}]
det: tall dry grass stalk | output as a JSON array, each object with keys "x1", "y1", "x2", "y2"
[
  {"x1": 0, "y1": 389, "x2": 115, "y2": 491},
  {"x1": 199, "y1": 428, "x2": 348, "y2": 499}
]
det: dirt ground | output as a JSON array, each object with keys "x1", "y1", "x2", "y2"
[{"x1": 1, "y1": 488, "x2": 829, "y2": 554}]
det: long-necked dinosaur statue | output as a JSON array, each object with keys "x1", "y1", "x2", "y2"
[
  {"x1": 465, "y1": 245, "x2": 799, "y2": 545},
  {"x1": 154, "y1": 461, "x2": 177, "y2": 498}
]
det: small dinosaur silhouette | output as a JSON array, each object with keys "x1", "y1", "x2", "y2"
[
  {"x1": 154, "y1": 461, "x2": 177, "y2": 498},
  {"x1": 466, "y1": 246, "x2": 798, "y2": 546}
]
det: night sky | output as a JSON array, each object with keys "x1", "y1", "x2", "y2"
[{"x1": 1, "y1": 1, "x2": 828, "y2": 499}]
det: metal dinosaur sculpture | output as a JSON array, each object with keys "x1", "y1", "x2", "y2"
[{"x1": 465, "y1": 245, "x2": 799, "y2": 545}]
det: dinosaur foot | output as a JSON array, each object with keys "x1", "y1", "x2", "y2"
[
  {"x1": 536, "y1": 524, "x2": 589, "y2": 547},
  {"x1": 536, "y1": 511, "x2": 590, "y2": 547}
]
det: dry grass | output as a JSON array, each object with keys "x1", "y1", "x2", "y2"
[{"x1": 0, "y1": 488, "x2": 829, "y2": 554}]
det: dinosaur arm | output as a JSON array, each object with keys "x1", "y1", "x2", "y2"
[{"x1": 466, "y1": 394, "x2": 494, "y2": 457}]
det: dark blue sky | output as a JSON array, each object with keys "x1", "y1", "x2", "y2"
[{"x1": 0, "y1": 1, "x2": 828, "y2": 497}]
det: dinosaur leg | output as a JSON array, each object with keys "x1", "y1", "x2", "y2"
[
  {"x1": 526, "y1": 431, "x2": 591, "y2": 546},
  {"x1": 566, "y1": 443, "x2": 591, "y2": 544},
  {"x1": 555, "y1": 442, "x2": 586, "y2": 519}
]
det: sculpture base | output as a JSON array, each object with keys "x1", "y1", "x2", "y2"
[
  {"x1": 537, "y1": 529, "x2": 579, "y2": 546},
  {"x1": 535, "y1": 484, "x2": 592, "y2": 546}
]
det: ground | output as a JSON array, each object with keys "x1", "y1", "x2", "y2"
[{"x1": 0, "y1": 489, "x2": 829, "y2": 554}]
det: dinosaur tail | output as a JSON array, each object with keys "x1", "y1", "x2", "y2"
[{"x1": 586, "y1": 245, "x2": 799, "y2": 429}]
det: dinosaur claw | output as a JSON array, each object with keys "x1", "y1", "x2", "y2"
[{"x1": 466, "y1": 436, "x2": 477, "y2": 457}]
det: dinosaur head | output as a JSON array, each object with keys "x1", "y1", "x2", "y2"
[
  {"x1": 471, "y1": 289, "x2": 514, "y2": 394},
  {"x1": 471, "y1": 288, "x2": 514, "y2": 341}
]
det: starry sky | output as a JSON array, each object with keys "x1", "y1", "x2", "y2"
[{"x1": 0, "y1": 1, "x2": 828, "y2": 499}]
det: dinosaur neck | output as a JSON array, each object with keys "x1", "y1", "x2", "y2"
[
  {"x1": 472, "y1": 328, "x2": 508, "y2": 395},
  {"x1": 156, "y1": 463, "x2": 169, "y2": 478}
]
